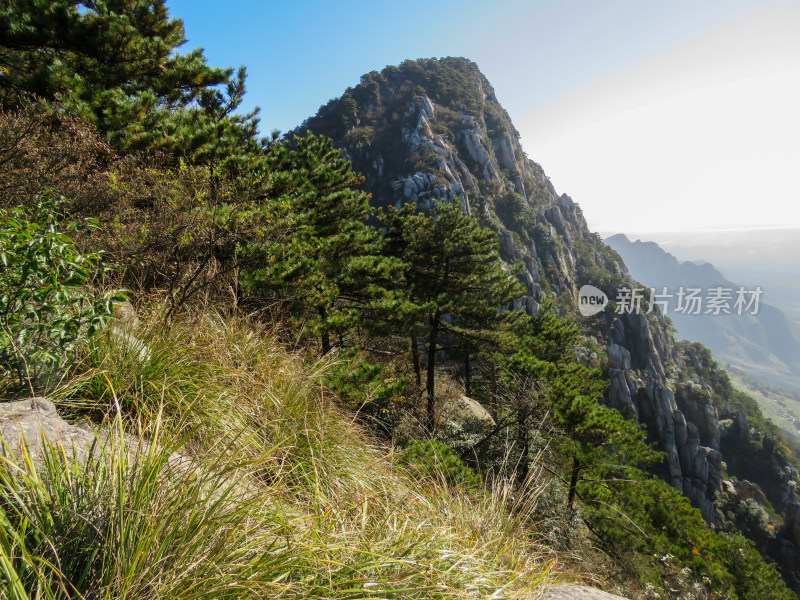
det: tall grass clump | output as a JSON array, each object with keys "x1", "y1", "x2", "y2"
[
  {"x1": 6, "y1": 310, "x2": 562, "y2": 598},
  {"x1": 0, "y1": 418, "x2": 303, "y2": 599}
]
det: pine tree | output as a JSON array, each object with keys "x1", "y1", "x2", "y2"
[
  {"x1": 0, "y1": 0, "x2": 260, "y2": 158},
  {"x1": 482, "y1": 306, "x2": 660, "y2": 495},
  {"x1": 381, "y1": 200, "x2": 524, "y2": 430},
  {"x1": 242, "y1": 133, "x2": 399, "y2": 355}
]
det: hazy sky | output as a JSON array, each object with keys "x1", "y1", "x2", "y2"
[{"x1": 169, "y1": 0, "x2": 800, "y2": 233}]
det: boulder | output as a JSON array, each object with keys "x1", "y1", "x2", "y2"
[
  {"x1": 539, "y1": 584, "x2": 630, "y2": 599},
  {"x1": 109, "y1": 328, "x2": 151, "y2": 362},
  {"x1": 439, "y1": 395, "x2": 495, "y2": 431},
  {"x1": 0, "y1": 397, "x2": 187, "y2": 474},
  {"x1": 0, "y1": 397, "x2": 100, "y2": 465},
  {"x1": 110, "y1": 300, "x2": 151, "y2": 362},
  {"x1": 114, "y1": 300, "x2": 141, "y2": 328},
  {"x1": 0, "y1": 398, "x2": 301, "y2": 520}
]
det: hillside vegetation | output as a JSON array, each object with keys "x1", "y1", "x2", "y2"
[
  {"x1": 0, "y1": 2, "x2": 797, "y2": 599},
  {"x1": 2, "y1": 310, "x2": 563, "y2": 599}
]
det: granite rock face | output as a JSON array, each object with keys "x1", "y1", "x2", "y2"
[{"x1": 304, "y1": 60, "x2": 730, "y2": 521}]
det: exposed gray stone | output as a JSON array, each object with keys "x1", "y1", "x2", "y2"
[
  {"x1": 322, "y1": 68, "x2": 757, "y2": 532},
  {"x1": 546, "y1": 205, "x2": 566, "y2": 233},
  {"x1": 539, "y1": 584, "x2": 630, "y2": 600},
  {"x1": 0, "y1": 398, "x2": 96, "y2": 465},
  {"x1": 114, "y1": 300, "x2": 140, "y2": 328},
  {"x1": 736, "y1": 405, "x2": 751, "y2": 442},
  {"x1": 499, "y1": 232, "x2": 516, "y2": 258},
  {"x1": 439, "y1": 395, "x2": 495, "y2": 431},
  {"x1": 0, "y1": 398, "x2": 182, "y2": 471},
  {"x1": 109, "y1": 327, "x2": 151, "y2": 362},
  {"x1": 607, "y1": 344, "x2": 631, "y2": 371},
  {"x1": 607, "y1": 369, "x2": 637, "y2": 419},
  {"x1": 674, "y1": 410, "x2": 688, "y2": 447},
  {"x1": 459, "y1": 115, "x2": 497, "y2": 180}
]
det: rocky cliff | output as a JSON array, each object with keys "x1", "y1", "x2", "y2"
[{"x1": 297, "y1": 57, "x2": 800, "y2": 588}]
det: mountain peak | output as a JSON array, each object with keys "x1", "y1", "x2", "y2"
[{"x1": 300, "y1": 57, "x2": 631, "y2": 315}]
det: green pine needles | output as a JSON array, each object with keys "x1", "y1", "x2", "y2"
[{"x1": 380, "y1": 199, "x2": 524, "y2": 430}]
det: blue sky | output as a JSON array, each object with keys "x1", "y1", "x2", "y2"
[{"x1": 168, "y1": 0, "x2": 800, "y2": 233}]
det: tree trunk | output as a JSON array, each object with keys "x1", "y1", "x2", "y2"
[
  {"x1": 319, "y1": 306, "x2": 331, "y2": 355},
  {"x1": 489, "y1": 362, "x2": 498, "y2": 422},
  {"x1": 411, "y1": 335, "x2": 421, "y2": 386},
  {"x1": 567, "y1": 456, "x2": 581, "y2": 510},
  {"x1": 464, "y1": 351, "x2": 471, "y2": 398},
  {"x1": 425, "y1": 311, "x2": 441, "y2": 432},
  {"x1": 517, "y1": 407, "x2": 529, "y2": 483}
]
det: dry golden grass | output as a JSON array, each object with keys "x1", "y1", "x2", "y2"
[{"x1": 0, "y1": 310, "x2": 565, "y2": 598}]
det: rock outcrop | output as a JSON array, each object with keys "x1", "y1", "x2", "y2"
[
  {"x1": 0, "y1": 397, "x2": 99, "y2": 464},
  {"x1": 109, "y1": 300, "x2": 151, "y2": 362},
  {"x1": 299, "y1": 60, "x2": 736, "y2": 520},
  {"x1": 439, "y1": 395, "x2": 495, "y2": 432}
]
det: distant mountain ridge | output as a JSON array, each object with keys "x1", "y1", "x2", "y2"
[
  {"x1": 618, "y1": 228, "x2": 800, "y2": 329},
  {"x1": 604, "y1": 234, "x2": 728, "y2": 286},
  {"x1": 606, "y1": 233, "x2": 800, "y2": 394}
]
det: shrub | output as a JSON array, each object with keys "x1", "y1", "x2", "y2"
[
  {"x1": 323, "y1": 347, "x2": 407, "y2": 425},
  {"x1": 397, "y1": 439, "x2": 482, "y2": 490},
  {"x1": 0, "y1": 103, "x2": 117, "y2": 212},
  {"x1": 0, "y1": 192, "x2": 118, "y2": 391}
]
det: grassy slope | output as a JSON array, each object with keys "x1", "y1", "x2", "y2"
[{"x1": 0, "y1": 311, "x2": 564, "y2": 599}]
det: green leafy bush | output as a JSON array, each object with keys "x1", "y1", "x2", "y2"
[{"x1": 0, "y1": 192, "x2": 117, "y2": 391}]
